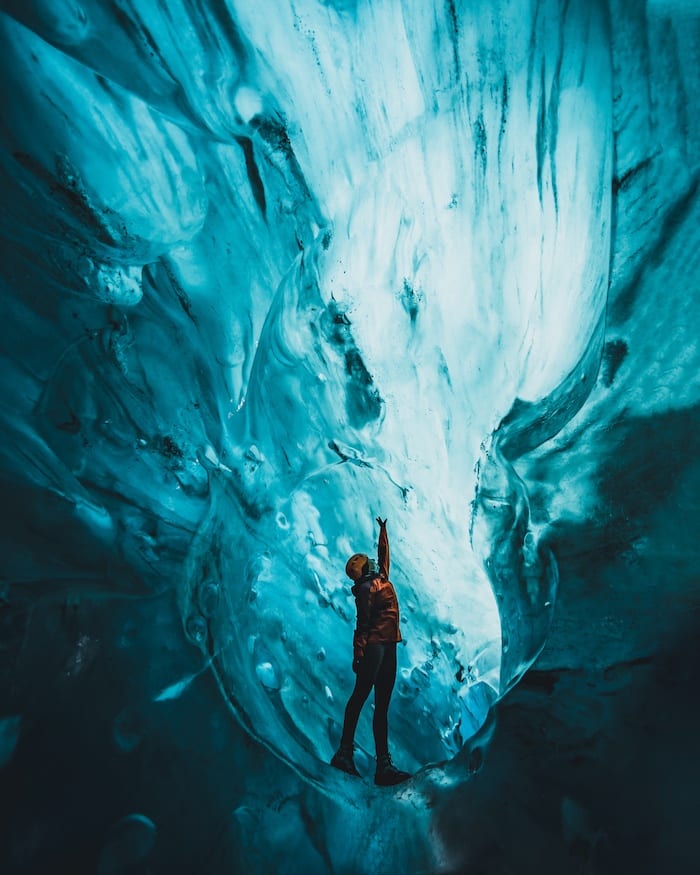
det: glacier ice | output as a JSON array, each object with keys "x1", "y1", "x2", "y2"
[
  {"x1": 0, "y1": 0, "x2": 611, "y2": 784},
  {"x1": 3, "y1": 0, "x2": 671, "y2": 868}
]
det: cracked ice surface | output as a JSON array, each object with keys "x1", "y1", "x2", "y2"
[{"x1": 0, "y1": 0, "x2": 610, "y2": 789}]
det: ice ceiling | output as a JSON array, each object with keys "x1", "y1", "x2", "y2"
[{"x1": 1, "y1": 0, "x2": 698, "y2": 867}]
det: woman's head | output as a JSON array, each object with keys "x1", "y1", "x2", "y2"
[
  {"x1": 345, "y1": 553, "x2": 368, "y2": 580},
  {"x1": 345, "y1": 553, "x2": 379, "y2": 580}
]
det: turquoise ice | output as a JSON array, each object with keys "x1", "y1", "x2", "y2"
[
  {"x1": 10, "y1": 0, "x2": 699, "y2": 870},
  {"x1": 0, "y1": 0, "x2": 611, "y2": 784}
]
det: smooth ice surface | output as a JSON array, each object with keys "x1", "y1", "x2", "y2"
[{"x1": 1, "y1": 0, "x2": 611, "y2": 795}]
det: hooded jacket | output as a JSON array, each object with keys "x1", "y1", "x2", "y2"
[{"x1": 351, "y1": 524, "x2": 402, "y2": 661}]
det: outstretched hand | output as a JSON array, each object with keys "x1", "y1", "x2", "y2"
[{"x1": 376, "y1": 516, "x2": 387, "y2": 528}]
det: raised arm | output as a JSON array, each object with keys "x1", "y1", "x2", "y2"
[{"x1": 376, "y1": 516, "x2": 389, "y2": 578}]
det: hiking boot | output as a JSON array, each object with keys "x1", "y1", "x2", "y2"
[
  {"x1": 374, "y1": 753, "x2": 410, "y2": 786},
  {"x1": 330, "y1": 744, "x2": 361, "y2": 777}
]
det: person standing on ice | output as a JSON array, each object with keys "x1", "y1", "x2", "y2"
[{"x1": 330, "y1": 516, "x2": 411, "y2": 786}]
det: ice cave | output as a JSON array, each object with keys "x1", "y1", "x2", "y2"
[{"x1": 0, "y1": 0, "x2": 698, "y2": 872}]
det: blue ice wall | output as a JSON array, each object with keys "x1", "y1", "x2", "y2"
[
  {"x1": 3, "y1": 0, "x2": 697, "y2": 871},
  {"x1": 0, "y1": 0, "x2": 611, "y2": 781}
]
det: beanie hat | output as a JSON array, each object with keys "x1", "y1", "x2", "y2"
[{"x1": 345, "y1": 553, "x2": 368, "y2": 581}]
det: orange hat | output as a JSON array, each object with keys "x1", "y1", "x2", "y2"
[{"x1": 345, "y1": 553, "x2": 368, "y2": 581}]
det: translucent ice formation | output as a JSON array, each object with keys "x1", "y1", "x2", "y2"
[{"x1": 0, "y1": 0, "x2": 610, "y2": 793}]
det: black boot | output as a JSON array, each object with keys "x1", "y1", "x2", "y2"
[
  {"x1": 330, "y1": 744, "x2": 361, "y2": 777},
  {"x1": 374, "y1": 752, "x2": 410, "y2": 786}
]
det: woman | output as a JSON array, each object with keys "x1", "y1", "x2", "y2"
[{"x1": 330, "y1": 516, "x2": 410, "y2": 786}]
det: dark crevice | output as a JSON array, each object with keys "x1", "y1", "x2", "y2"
[{"x1": 235, "y1": 136, "x2": 266, "y2": 218}]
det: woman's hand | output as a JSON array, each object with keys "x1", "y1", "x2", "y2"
[{"x1": 376, "y1": 516, "x2": 387, "y2": 528}]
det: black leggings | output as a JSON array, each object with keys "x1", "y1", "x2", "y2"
[{"x1": 340, "y1": 642, "x2": 397, "y2": 757}]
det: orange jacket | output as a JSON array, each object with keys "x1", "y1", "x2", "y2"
[{"x1": 351, "y1": 525, "x2": 402, "y2": 661}]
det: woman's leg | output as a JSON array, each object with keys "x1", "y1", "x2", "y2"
[
  {"x1": 372, "y1": 643, "x2": 397, "y2": 757},
  {"x1": 340, "y1": 644, "x2": 383, "y2": 748}
]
